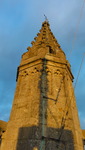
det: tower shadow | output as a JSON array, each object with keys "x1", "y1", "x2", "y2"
[{"x1": 16, "y1": 126, "x2": 74, "y2": 150}]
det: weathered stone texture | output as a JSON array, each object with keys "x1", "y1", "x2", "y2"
[{"x1": 1, "y1": 21, "x2": 84, "y2": 150}]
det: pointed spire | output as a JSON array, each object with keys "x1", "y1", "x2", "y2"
[
  {"x1": 26, "y1": 20, "x2": 66, "y2": 63},
  {"x1": 27, "y1": 20, "x2": 60, "y2": 51},
  {"x1": 35, "y1": 20, "x2": 60, "y2": 47}
]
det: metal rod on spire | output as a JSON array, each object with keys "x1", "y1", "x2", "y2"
[{"x1": 44, "y1": 14, "x2": 48, "y2": 22}]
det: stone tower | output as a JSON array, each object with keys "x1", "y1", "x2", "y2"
[{"x1": 1, "y1": 21, "x2": 83, "y2": 150}]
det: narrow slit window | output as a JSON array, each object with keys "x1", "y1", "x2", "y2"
[{"x1": 49, "y1": 46, "x2": 54, "y2": 54}]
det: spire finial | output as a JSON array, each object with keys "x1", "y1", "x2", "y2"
[{"x1": 44, "y1": 14, "x2": 48, "y2": 22}]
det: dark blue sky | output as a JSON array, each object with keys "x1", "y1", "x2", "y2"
[{"x1": 0, "y1": 0, "x2": 85, "y2": 129}]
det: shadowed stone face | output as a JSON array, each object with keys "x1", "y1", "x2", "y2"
[
  {"x1": 0, "y1": 21, "x2": 84, "y2": 150},
  {"x1": 16, "y1": 126, "x2": 74, "y2": 150}
]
